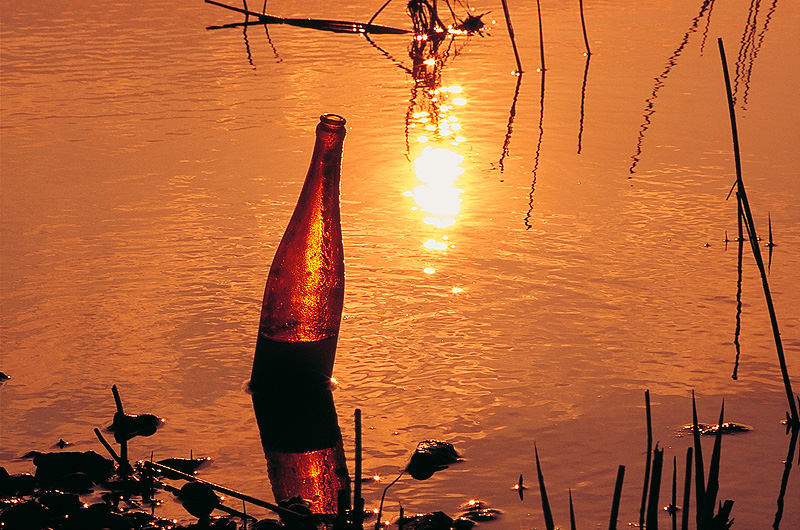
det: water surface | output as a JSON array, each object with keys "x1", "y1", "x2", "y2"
[{"x1": 2, "y1": 0, "x2": 799, "y2": 527}]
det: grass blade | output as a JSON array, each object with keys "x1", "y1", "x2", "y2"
[
  {"x1": 699, "y1": 401, "x2": 725, "y2": 527},
  {"x1": 535, "y1": 444, "x2": 555, "y2": 530},
  {"x1": 692, "y1": 391, "x2": 706, "y2": 528}
]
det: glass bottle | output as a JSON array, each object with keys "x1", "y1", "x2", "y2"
[{"x1": 250, "y1": 113, "x2": 350, "y2": 514}]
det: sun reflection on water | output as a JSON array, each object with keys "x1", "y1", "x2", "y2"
[{"x1": 404, "y1": 143, "x2": 466, "y2": 270}]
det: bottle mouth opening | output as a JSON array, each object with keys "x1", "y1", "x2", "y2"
[{"x1": 320, "y1": 114, "x2": 346, "y2": 126}]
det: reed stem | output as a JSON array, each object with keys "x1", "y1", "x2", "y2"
[
  {"x1": 500, "y1": 0, "x2": 523, "y2": 73},
  {"x1": 646, "y1": 446, "x2": 664, "y2": 530},
  {"x1": 536, "y1": 0, "x2": 546, "y2": 71},
  {"x1": 579, "y1": 0, "x2": 591, "y2": 56},
  {"x1": 681, "y1": 447, "x2": 692, "y2": 530},
  {"x1": 609, "y1": 465, "x2": 625, "y2": 530},
  {"x1": 354, "y1": 408, "x2": 364, "y2": 526},
  {"x1": 718, "y1": 37, "x2": 798, "y2": 424},
  {"x1": 639, "y1": 390, "x2": 653, "y2": 529}
]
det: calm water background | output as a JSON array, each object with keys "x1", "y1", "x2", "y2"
[{"x1": 2, "y1": 0, "x2": 799, "y2": 527}]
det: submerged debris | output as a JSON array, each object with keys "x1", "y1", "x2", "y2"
[
  {"x1": 456, "y1": 499, "x2": 501, "y2": 521},
  {"x1": 398, "y1": 510, "x2": 453, "y2": 530},
  {"x1": 678, "y1": 422, "x2": 752, "y2": 436}
]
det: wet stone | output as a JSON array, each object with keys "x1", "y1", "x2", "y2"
[
  {"x1": 399, "y1": 511, "x2": 454, "y2": 530},
  {"x1": 405, "y1": 440, "x2": 461, "y2": 480},
  {"x1": 456, "y1": 499, "x2": 502, "y2": 521}
]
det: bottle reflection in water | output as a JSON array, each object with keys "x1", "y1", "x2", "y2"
[{"x1": 250, "y1": 113, "x2": 350, "y2": 514}]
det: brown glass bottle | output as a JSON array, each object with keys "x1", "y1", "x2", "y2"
[
  {"x1": 250, "y1": 113, "x2": 346, "y2": 392},
  {"x1": 250, "y1": 113, "x2": 349, "y2": 514}
]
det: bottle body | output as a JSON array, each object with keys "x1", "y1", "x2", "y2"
[
  {"x1": 250, "y1": 114, "x2": 349, "y2": 513},
  {"x1": 257, "y1": 113, "x2": 346, "y2": 347}
]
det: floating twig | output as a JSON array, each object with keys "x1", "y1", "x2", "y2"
[
  {"x1": 93, "y1": 428, "x2": 126, "y2": 470},
  {"x1": 111, "y1": 385, "x2": 130, "y2": 473},
  {"x1": 143, "y1": 461, "x2": 307, "y2": 523},
  {"x1": 205, "y1": 0, "x2": 410, "y2": 34},
  {"x1": 375, "y1": 471, "x2": 404, "y2": 530},
  {"x1": 368, "y1": 0, "x2": 394, "y2": 26}
]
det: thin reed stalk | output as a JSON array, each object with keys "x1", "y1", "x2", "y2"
[
  {"x1": 354, "y1": 408, "x2": 364, "y2": 526},
  {"x1": 609, "y1": 465, "x2": 625, "y2": 530},
  {"x1": 639, "y1": 390, "x2": 653, "y2": 529},
  {"x1": 670, "y1": 456, "x2": 677, "y2": 530},
  {"x1": 500, "y1": 0, "x2": 523, "y2": 73},
  {"x1": 681, "y1": 447, "x2": 692, "y2": 530},
  {"x1": 718, "y1": 37, "x2": 798, "y2": 424},
  {"x1": 579, "y1": 0, "x2": 591, "y2": 55},
  {"x1": 368, "y1": 0, "x2": 393, "y2": 25},
  {"x1": 536, "y1": 0, "x2": 545, "y2": 71}
]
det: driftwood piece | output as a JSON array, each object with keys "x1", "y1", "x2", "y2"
[{"x1": 205, "y1": 0, "x2": 410, "y2": 34}]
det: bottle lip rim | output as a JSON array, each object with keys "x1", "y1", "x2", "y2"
[{"x1": 320, "y1": 113, "x2": 346, "y2": 126}]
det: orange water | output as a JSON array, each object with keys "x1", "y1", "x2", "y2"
[{"x1": 2, "y1": 0, "x2": 799, "y2": 527}]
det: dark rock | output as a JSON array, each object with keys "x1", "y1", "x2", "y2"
[
  {"x1": 679, "y1": 422, "x2": 752, "y2": 436},
  {"x1": 406, "y1": 440, "x2": 460, "y2": 480},
  {"x1": 33, "y1": 451, "x2": 114, "y2": 486},
  {"x1": 109, "y1": 412, "x2": 164, "y2": 443},
  {"x1": 399, "y1": 511, "x2": 454, "y2": 530},
  {"x1": 252, "y1": 519, "x2": 284, "y2": 529},
  {"x1": 456, "y1": 499, "x2": 501, "y2": 521},
  {"x1": 71, "y1": 502, "x2": 134, "y2": 530},
  {"x1": 452, "y1": 517, "x2": 476, "y2": 530},
  {"x1": 0, "y1": 500, "x2": 50, "y2": 530},
  {"x1": 51, "y1": 471, "x2": 96, "y2": 494},
  {"x1": 0, "y1": 472, "x2": 35, "y2": 498},
  {"x1": 178, "y1": 481, "x2": 220, "y2": 519},
  {"x1": 153, "y1": 456, "x2": 211, "y2": 478},
  {"x1": 35, "y1": 489, "x2": 83, "y2": 516}
]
